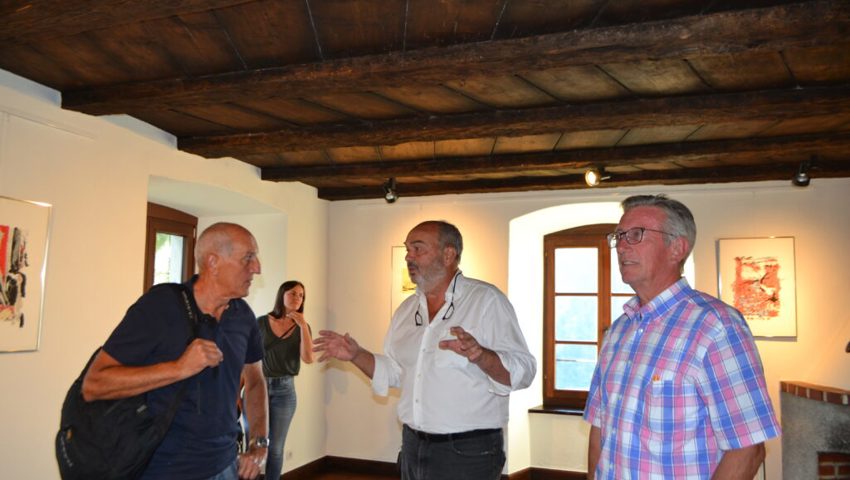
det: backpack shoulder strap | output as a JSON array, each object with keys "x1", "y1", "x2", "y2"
[
  {"x1": 145, "y1": 282, "x2": 199, "y2": 342},
  {"x1": 158, "y1": 283, "x2": 201, "y2": 424},
  {"x1": 174, "y1": 283, "x2": 199, "y2": 341}
]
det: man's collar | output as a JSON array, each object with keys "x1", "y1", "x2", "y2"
[
  {"x1": 626, "y1": 277, "x2": 690, "y2": 318},
  {"x1": 190, "y1": 274, "x2": 239, "y2": 320}
]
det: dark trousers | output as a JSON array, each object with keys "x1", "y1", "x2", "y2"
[{"x1": 399, "y1": 425, "x2": 505, "y2": 480}]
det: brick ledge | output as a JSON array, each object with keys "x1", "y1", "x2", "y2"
[{"x1": 780, "y1": 381, "x2": 850, "y2": 406}]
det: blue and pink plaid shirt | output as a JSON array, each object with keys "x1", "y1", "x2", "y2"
[{"x1": 584, "y1": 278, "x2": 780, "y2": 479}]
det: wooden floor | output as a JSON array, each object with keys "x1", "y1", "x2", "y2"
[
  {"x1": 307, "y1": 473, "x2": 398, "y2": 480},
  {"x1": 270, "y1": 473, "x2": 398, "y2": 480},
  {"x1": 272, "y1": 456, "x2": 400, "y2": 480},
  {"x1": 267, "y1": 468, "x2": 400, "y2": 480}
]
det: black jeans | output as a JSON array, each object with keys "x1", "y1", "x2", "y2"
[{"x1": 398, "y1": 425, "x2": 505, "y2": 480}]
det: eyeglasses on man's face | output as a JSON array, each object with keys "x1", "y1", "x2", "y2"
[{"x1": 607, "y1": 227, "x2": 674, "y2": 249}]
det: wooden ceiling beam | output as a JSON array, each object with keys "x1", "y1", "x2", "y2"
[
  {"x1": 316, "y1": 159, "x2": 850, "y2": 201},
  {"x1": 262, "y1": 132, "x2": 850, "y2": 182},
  {"x1": 63, "y1": 0, "x2": 848, "y2": 115},
  {"x1": 0, "y1": 0, "x2": 251, "y2": 45},
  {"x1": 184, "y1": 85, "x2": 850, "y2": 157}
]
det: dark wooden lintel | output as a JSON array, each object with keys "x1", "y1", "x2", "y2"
[
  {"x1": 262, "y1": 132, "x2": 850, "y2": 182},
  {"x1": 62, "y1": 1, "x2": 849, "y2": 115},
  {"x1": 185, "y1": 85, "x2": 850, "y2": 156},
  {"x1": 316, "y1": 159, "x2": 850, "y2": 201}
]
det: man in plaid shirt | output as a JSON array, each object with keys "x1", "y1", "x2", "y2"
[{"x1": 584, "y1": 195, "x2": 780, "y2": 479}]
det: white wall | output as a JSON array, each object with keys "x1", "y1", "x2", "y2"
[
  {"x1": 326, "y1": 181, "x2": 850, "y2": 479},
  {"x1": 0, "y1": 70, "x2": 328, "y2": 479}
]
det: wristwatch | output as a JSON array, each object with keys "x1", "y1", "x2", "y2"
[{"x1": 251, "y1": 436, "x2": 270, "y2": 449}]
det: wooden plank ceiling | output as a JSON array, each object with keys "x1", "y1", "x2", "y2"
[{"x1": 2, "y1": 0, "x2": 849, "y2": 200}]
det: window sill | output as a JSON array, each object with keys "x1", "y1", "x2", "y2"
[{"x1": 528, "y1": 405, "x2": 585, "y2": 416}]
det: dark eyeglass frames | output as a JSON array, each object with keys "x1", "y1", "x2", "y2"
[
  {"x1": 414, "y1": 301, "x2": 454, "y2": 326},
  {"x1": 414, "y1": 272, "x2": 460, "y2": 326},
  {"x1": 607, "y1": 227, "x2": 674, "y2": 249}
]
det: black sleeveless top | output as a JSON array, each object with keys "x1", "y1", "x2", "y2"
[{"x1": 257, "y1": 314, "x2": 302, "y2": 377}]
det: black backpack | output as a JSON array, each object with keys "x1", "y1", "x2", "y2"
[{"x1": 55, "y1": 284, "x2": 198, "y2": 480}]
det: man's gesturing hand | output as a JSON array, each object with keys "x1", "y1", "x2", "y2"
[
  {"x1": 313, "y1": 330, "x2": 361, "y2": 362},
  {"x1": 438, "y1": 326, "x2": 485, "y2": 363}
]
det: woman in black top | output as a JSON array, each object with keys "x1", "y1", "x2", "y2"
[{"x1": 257, "y1": 280, "x2": 313, "y2": 479}]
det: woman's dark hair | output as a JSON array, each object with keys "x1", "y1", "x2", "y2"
[{"x1": 270, "y1": 280, "x2": 305, "y2": 317}]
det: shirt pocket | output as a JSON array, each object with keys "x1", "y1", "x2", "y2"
[
  {"x1": 641, "y1": 379, "x2": 702, "y2": 457},
  {"x1": 434, "y1": 347, "x2": 469, "y2": 368},
  {"x1": 433, "y1": 328, "x2": 471, "y2": 368}
]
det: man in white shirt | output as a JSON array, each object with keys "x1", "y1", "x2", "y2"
[{"x1": 314, "y1": 220, "x2": 536, "y2": 480}]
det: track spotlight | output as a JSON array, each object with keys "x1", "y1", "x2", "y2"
[
  {"x1": 382, "y1": 177, "x2": 398, "y2": 203},
  {"x1": 792, "y1": 159, "x2": 811, "y2": 187},
  {"x1": 584, "y1": 167, "x2": 610, "y2": 187}
]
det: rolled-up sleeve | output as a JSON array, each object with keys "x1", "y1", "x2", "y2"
[
  {"x1": 491, "y1": 349, "x2": 536, "y2": 395},
  {"x1": 371, "y1": 352, "x2": 401, "y2": 396},
  {"x1": 486, "y1": 292, "x2": 537, "y2": 395},
  {"x1": 371, "y1": 313, "x2": 406, "y2": 396}
]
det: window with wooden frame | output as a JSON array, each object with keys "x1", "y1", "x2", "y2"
[
  {"x1": 144, "y1": 203, "x2": 197, "y2": 293},
  {"x1": 543, "y1": 224, "x2": 633, "y2": 410}
]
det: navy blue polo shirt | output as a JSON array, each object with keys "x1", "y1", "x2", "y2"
[{"x1": 103, "y1": 277, "x2": 263, "y2": 479}]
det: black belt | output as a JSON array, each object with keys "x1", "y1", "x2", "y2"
[{"x1": 403, "y1": 424, "x2": 501, "y2": 443}]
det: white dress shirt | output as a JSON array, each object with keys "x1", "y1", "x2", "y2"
[{"x1": 372, "y1": 272, "x2": 536, "y2": 434}]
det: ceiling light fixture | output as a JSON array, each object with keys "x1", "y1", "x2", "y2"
[
  {"x1": 584, "y1": 167, "x2": 610, "y2": 187},
  {"x1": 382, "y1": 177, "x2": 398, "y2": 203},
  {"x1": 792, "y1": 158, "x2": 812, "y2": 187}
]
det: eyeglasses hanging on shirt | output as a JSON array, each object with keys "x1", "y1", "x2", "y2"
[{"x1": 414, "y1": 271, "x2": 460, "y2": 326}]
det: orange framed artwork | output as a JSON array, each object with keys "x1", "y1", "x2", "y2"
[{"x1": 717, "y1": 236, "x2": 797, "y2": 339}]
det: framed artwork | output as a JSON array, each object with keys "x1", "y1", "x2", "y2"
[
  {"x1": 0, "y1": 195, "x2": 52, "y2": 352},
  {"x1": 391, "y1": 246, "x2": 415, "y2": 315},
  {"x1": 717, "y1": 236, "x2": 797, "y2": 338}
]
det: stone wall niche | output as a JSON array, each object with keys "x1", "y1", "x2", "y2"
[{"x1": 781, "y1": 381, "x2": 850, "y2": 479}]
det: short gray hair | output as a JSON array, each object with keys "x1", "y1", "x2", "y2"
[{"x1": 621, "y1": 194, "x2": 696, "y2": 258}]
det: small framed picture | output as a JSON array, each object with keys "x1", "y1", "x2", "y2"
[{"x1": 1, "y1": 195, "x2": 52, "y2": 352}]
